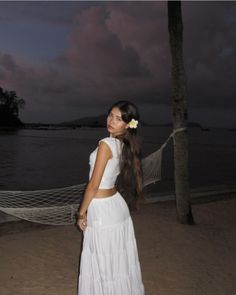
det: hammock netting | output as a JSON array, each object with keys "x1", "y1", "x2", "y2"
[{"x1": 0, "y1": 128, "x2": 185, "y2": 225}]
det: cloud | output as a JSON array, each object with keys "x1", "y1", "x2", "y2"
[
  {"x1": 106, "y1": 1, "x2": 236, "y2": 109},
  {"x1": 52, "y1": 5, "x2": 160, "y2": 106},
  {"x1": 0, "y1": 1, "x2": 235, "y2": 125},
  {"x1": 0, "y1": 1, "x2": 94, "y2": 26},
  {"x1": 68, "y1": 6, "x2": 151, "y2": 78}
]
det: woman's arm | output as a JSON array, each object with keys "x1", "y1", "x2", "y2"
[{"x1": 78, "y1": 141, "x2": 112, "y2": 216}]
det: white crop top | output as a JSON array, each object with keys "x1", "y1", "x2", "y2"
[{"x1": 89, "y1": 136, "x2": 123, "y2": 189}]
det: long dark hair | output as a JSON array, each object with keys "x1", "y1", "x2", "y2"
[{"x1": 107, "y1": 100, "x2": 143, "y2": 212}]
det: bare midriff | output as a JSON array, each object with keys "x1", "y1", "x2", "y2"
[{"x1": 94, "y1": 187, "x2": 117, "y2": 198}]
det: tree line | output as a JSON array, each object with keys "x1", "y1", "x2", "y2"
[{"x1": 0, "y1": 87, "x2": 25, "y2": 127}]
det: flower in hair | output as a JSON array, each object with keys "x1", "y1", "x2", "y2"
[{"x1": 128, "y1": 118, "x2": 138, "y2": 129}]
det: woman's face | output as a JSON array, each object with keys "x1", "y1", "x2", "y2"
[{"x1": 107, "y1": 107, "x2": 129, "y2": 136}]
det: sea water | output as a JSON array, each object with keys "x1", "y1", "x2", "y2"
[
  {"x1": 0, "y1": 126, "x2": 235, "y2": 191},
  {"x1": 0, "y1": 126, "x2": 236, "y2": 223}
]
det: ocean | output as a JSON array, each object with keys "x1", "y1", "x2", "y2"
[
  {"x1": 0, "y1": 126, "x2": 235, "y2": 192},
  {"x1": 0, "y1": 125, "x2": 235, "y2": 223}
]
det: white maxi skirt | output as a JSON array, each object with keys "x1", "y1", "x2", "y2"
[{"x1": 78, "y1": 191, "x2": 145, "y2": 295}]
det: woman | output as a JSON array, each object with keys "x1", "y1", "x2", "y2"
[{"x1": 77, "y1": 100, "x2": 145, "y2": 295}]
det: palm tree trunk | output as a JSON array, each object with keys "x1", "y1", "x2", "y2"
[{"x1": 168, "y1": 0, "x2": 194, "y2": 224}]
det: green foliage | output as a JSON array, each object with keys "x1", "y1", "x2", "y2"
[{"x1": 0, "y1": 87, "x2": 25, "y2": 127}]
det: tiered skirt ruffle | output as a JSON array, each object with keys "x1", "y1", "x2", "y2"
[{"x1": 78, "y1": 192, "x2": 145, "y2": 295}]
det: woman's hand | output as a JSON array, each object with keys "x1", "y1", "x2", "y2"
[{"x1": 76, "y1": 214, "x2": 87, "y2": 231}]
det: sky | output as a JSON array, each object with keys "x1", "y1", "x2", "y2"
[{"x1": 0, "y1": 1, "x2": 235, "y2": 128}]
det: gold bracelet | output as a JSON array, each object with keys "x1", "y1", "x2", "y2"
[{"x1": 77, "y1": 212, "x2": 86, "y2": 220}]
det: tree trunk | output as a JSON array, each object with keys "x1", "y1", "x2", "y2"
[{"x1": 167, "y1": 1, "x2": 194, "y2": 224}]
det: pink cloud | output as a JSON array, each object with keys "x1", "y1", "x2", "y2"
[{"x1": 0, "y1": 1, "x2": 235, "y2": 124}]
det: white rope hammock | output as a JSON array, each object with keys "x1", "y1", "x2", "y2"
[{"x1": 0, "y1": 128, "x2": 186, "y2": 225}]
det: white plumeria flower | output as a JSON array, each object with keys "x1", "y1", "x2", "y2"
[{"x1": 128, "y1": 118, "x2": 138, "y2": 129}]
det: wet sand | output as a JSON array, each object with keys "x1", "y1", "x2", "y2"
[{"x1": 0, "y1": 195, "x2": 236, "y2": 295}]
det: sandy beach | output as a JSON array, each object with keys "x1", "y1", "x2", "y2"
[{"x1": 0, "y1": 195, "x2": 236, "y2": 295}]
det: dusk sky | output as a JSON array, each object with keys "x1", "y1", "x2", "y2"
[{"x1": 0, "y1": 1, "x2": 235, "y2": 128}]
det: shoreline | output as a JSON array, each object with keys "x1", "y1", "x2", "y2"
[{"x1": 1, "y1": 189, "x2": 236, "y2": 236}]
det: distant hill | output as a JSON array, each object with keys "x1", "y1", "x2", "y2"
[
  {"x1": 60, "y1": 114, "x2": 149, "y2": 127},
  {"x1": 156, "y1": 122, "x2": 203, "y2": 128},
  {"x1": 60, "y1": 114, "x2": 107, "y2": 127},
  {"x1": 60, "y1": 114, "x2": 203, "y2": 129}
]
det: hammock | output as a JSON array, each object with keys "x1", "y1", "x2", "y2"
[{"x1": 0, "y1": 128, "x2": 186, "y2": 225}]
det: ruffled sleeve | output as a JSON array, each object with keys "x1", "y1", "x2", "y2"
[{"x1": 98, "y1": 137, "x2": 115, "y2": 158}]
